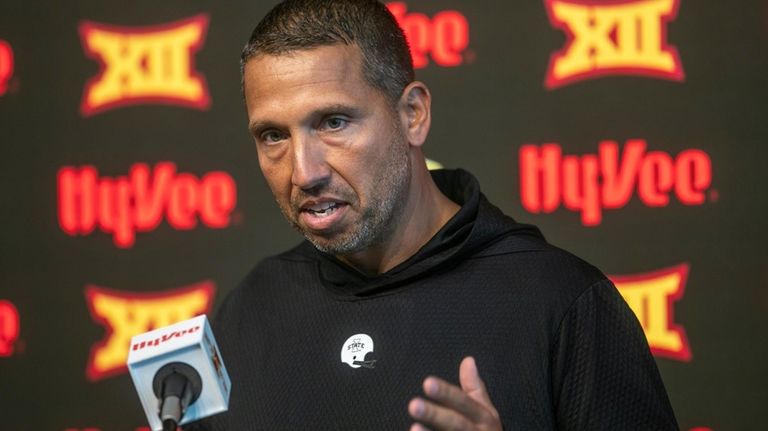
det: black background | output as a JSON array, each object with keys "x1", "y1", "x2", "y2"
[{"x1": 1, "y1": 1, "x2": 766, "y2": 429}]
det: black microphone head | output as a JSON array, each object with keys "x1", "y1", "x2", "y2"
[{"x1": 152, "y1": 361, "x2": 203, "y2": 403}]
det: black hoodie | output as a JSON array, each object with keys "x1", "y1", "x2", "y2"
[{"x1": 188, "y1": 169, "x2": 678, "y2": 430}]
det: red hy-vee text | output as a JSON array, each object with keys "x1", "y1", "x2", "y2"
[
  {"x1": 0, "y1": 300, "x2": 20, "y2": 357},
  {"x1": 0, "y1": 39, "x2": 13, "y2": 96},
  {"x1": 132, "y1": 325, "x2": 201, "y2": 352},
  {"x1": 386, "y1": 2, "x2": 469, "y2": 69},
  {"x1": 58, "y1": 162, "x2": 237, "y2": 247},
  {"x1": 520, "y1": 140, "x2": 713, "y2": 225}
]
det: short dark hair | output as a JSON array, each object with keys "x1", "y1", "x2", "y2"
[{"x1": 241, "y1": 0, "x2": 414, "y2": 104}]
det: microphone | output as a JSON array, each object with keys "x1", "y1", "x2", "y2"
[{"x1": 127, "y1": 315, "x2": 231, "y2": 431}]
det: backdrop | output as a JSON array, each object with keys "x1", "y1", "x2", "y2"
[{"x1": 1, "y1": 0, "x2": 766, "y2": 429}]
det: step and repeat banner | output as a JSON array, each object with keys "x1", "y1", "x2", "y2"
[{"x1": 1, "y1": 0, "x2": 766, "y2": 429}]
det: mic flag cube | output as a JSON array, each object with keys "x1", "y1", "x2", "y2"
[{"x1": 127, "y1": 314, "x2": 231, "y2": 430}]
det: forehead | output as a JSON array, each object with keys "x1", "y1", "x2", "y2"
[{"x1": 243, "y1": 44, "x2": 386, "y2": 121}]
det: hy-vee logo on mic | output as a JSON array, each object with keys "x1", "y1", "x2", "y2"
[
  {"x1": 85, "y1": 281, "x2": 214, "y2": 380},
  {"x1": 544, "y1": 0, "x2": 684, "y2": 88},
  {"x1": 130, "y1": 325, "x2": 201, "y2": 352},
  {"x1": 78, "y1": 14, "x2": 210, "y2": 116}
]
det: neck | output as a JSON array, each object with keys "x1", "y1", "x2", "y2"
[{"x1": 336, "y1": 162, "x2": 459, "y2": 276}]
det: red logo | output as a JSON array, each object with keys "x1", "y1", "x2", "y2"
[
  {"x1": 544, "y1": 0, "x2": 684, "y2": 88},
  {"x1": 519, "y1": 140, "x2": 713, "y2": 226},
  {"x1": 0, "y1": 39, "x2": 13, "y2": 96},
  {"x1": 57, "y1": 162, "x2": 237, "y2": 248},
  {"x1": 387, "y1": 2, "x2": 470, "y2": 69},
  {"x1": 85, "y1": 281, "x2": 215, "y2": 380},
  {"x1": 79, "y1": 14, "x2": 210, "y2": 116},
  {"x1": 0, "y1": 300, "x2": 20, "y2": 357},
  {"x1": 610, "y1": 264, "x2": 691, "y2": 361},
  {"x1": 131, "y1": 325, "x2": 201, "y2": 352}
]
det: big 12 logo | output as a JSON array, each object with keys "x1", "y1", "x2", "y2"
[
  {"x1": 79, "y1": 14, "x2": 210, "y2": 115},
  {"x1": 544, "y1": 0, "x2": 684, "y2": 88}
]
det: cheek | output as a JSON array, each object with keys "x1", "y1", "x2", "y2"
[
  {"x1": 333, "y1": 136, "x2": 394, "y2": 200},
  {"x1": 329, "y1": 139, "x2": 377, "y2": 179},
  {"x1": 258, "y1": 157, "x2": 292, "y2": 200}
]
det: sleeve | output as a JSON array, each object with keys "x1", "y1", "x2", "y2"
[{"x1": 550, "y1": 279, "x2": 679, "y2": 430}]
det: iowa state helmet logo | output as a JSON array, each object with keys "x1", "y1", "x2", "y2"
[{"x1": 79, "y1": 14, "x2": 210, "y2": 116}]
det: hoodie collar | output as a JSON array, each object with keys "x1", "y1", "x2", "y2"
[{"x1": 308, "y1": 169, "x2": 543, "y2": 298}]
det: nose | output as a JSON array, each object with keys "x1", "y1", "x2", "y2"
[{"x1": 290, "y1": 133, "x2": 330, "y2": 192}]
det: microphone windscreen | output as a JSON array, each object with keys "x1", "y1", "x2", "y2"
[{"x1": 127, "y1": 315, "x2": 231, "y2": 431}]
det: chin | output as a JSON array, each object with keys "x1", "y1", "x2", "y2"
[{"x1": 306, "y1": 234, "x2": 366, "y2": 255}]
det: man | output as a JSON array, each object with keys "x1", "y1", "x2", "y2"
[{"x1": 188, "y1": 0, "x2": 678, "y2": 429}]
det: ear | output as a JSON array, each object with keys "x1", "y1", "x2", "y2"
[{"x1": 398, "y1": 81, "x2": 432, "y2": 148}]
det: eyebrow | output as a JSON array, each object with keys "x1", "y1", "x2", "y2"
[
  {"x1": 248, "y1": 120, "x2": 279, "y2": 135},
  {"x1": 248, "y1": 103, "x2": 365, "y2": 134},
  {"x1": 314, "y1": 103, "x2": 363, "y2": 117}
]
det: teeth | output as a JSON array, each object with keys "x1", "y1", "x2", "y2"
[
  {"x1": 313, "y1": 206, "x2": 336, "y2": 217},
  {"x1": 311, "y1": 206, "x2": 337, "y2": 217},
  {"x1": 306, "y1": 202, "x2": 339, "y2": 216},
  {"x1": 308, "y1": 202, "x2": 336, "y2": 212}
]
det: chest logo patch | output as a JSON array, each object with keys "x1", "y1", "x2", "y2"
[{"x1": 341, "y1": 333, "x2": 377, "y2": 369}]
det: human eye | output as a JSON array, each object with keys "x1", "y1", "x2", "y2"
[
  {"x1": 320, "y1": 116, "x2": 349, "y2": 132},
  {"x1": 258, "y1": 129, "x2": 287, "y2": 145}
]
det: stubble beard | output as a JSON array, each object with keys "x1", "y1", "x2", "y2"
[{"x1": 276, "y1": 131, "x2": 412, "y2": 256}]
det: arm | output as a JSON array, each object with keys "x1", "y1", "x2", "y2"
[
  {"x1": 551, "y1": 279, "x2": 679, "y2": 430},
  {"x1": 407, "y1": 279, "x2": 679, "y2": 431}
]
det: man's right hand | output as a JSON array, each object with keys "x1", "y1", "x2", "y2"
[{"x1": 408, "y1": 357, "x2": 503, "y2": 431}]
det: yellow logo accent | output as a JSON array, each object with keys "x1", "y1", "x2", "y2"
[
  {"x1": 426, "y1": 158, "x2": 444, "y2": 170},
  {"x1": 611, "y1": 264, "x2": 691, "y2": 361},
  {"x1": 545, "y1": 0, "x2": 684, "y2": 88},
  {"x1": 79, "y1": 14, "x2": 210, "y2": 116},
  {"x1": 84, "y1": 281, "x2": 214, "y2": 380}
]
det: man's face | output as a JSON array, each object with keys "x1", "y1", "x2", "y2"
[{"x1": 243, "y1": 44, "x2": 412, "y2": 255}]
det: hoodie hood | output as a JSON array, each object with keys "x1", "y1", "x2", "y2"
[{"x1": 300, "y1": 169, "x2": 544, "y2": 298}]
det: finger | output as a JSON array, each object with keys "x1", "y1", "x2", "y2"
[
  {"x1": 410, "y1": 423, "x2": 432, "y2": 431},
  {"x1": 459, "y1": 357, "x2": 494, "y2": 408},
  {"x1": 422, "y1": 376, "x2": 493, "y2": 424},
  {"x1": 409, "y1": 397, "x2": 474, "y2": 431}
]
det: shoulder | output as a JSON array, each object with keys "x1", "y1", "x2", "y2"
[{"x1": 464, "y1": 231, "x2": 608, "y2": 306}]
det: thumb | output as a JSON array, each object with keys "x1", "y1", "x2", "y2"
[{"x1": 459, "y1": 356, "x2": 494, "y2": 407}]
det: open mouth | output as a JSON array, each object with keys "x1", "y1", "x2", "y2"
[{"x1": 303, "y1": 201, "x2": 344, "y2": 218}]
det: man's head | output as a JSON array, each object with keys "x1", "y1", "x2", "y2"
[
  {"x1": 241, "y1": 0, "x2": 414, "y2": 105},
  {"x1": 242, "y1": 0, "x2": 436, "y2": 272}
]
